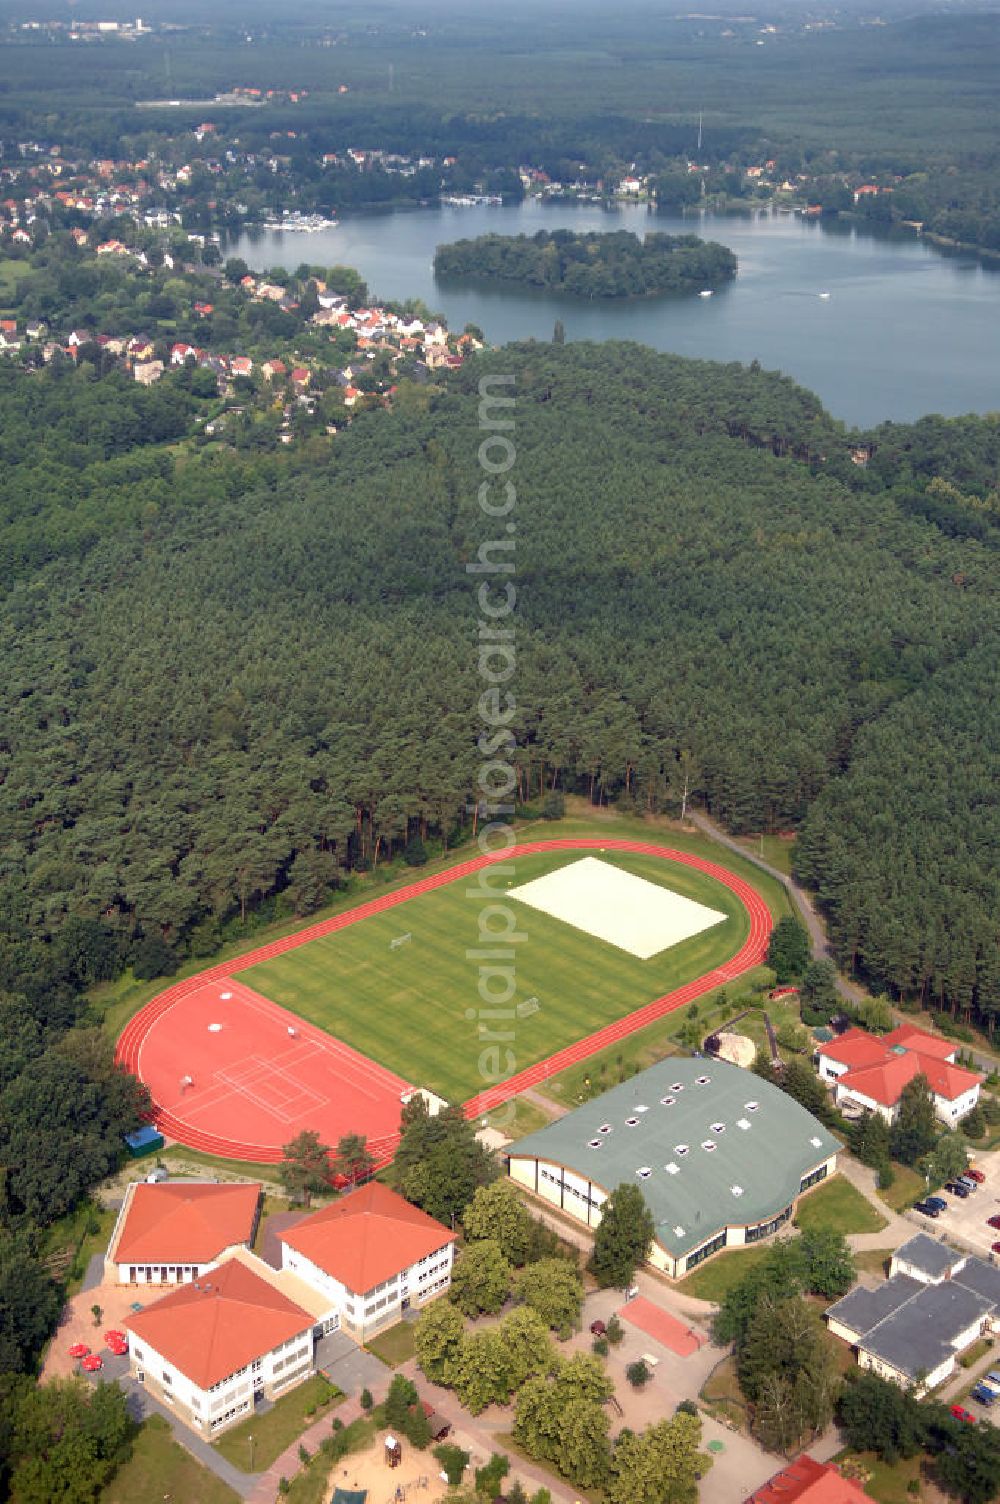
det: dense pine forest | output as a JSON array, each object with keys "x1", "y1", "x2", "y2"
[
  {"x1": 2, "y1": 341, "x2": 999, "y2": 1032},
  {"x1": 433, "y1": 230, "x2": 737, "y2": 298}
]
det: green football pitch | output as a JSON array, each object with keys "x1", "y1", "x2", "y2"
[{"x1": 235, "y1": 849, "x2": 752, "y2": 1104}]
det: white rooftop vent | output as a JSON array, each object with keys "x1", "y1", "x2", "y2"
[
  {"x1": 598, "y1": 1123, "x2": 613, "y2": 1135},
  {"x1": 635, "y1": 1104, "x2": 649, "y2": 1114},
  {"x1": 731, "y1": 1185, "x2": 744, "y2": 1197},
  {"x1": 695, "y1": 1074, "x2": 712, "y2": 1085},
  {"x1": 702, "y1": 1140, "x2": 717, "y2": 1152},
  {"x1": 674, "y1": 1144, "x2": 690, "y2": 1157},
  {"x1": 810, "y1": 1136, "x2": 823, "y2": 1148},
  {"x1": 671, "y1": 1083, "x2": 684, "y2": 1092},
  {"x1": 587, "y1": 1138, "x2": 603, "y2": 1149},
  {"x1": 664, "y1": 1163, "x2": 680, "y2": 1175},
  {"x1": 745, "y1": 1101, "x2": 760, "y2": 1112},
  {"x1": 625, "y1": 1115, "x2": 639, "y2": 1127},
  {"x1": 737, "y1": 1118, "x2": 751, "y2": 1130},
  {"x1": 660, "y1": 1096, "x2": 676, "y2": 1107},
  {"x1": 636, "y1": 1167, "x2": 652, "y2": 1180},
  {"x1": 673, "y1": 1225, "x2": 686, "y2": 1238},
  {"x1": 711, "y1": 1123, "x2": 726, "y2": 1134}
]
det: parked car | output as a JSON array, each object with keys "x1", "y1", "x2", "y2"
[
  {"x1": 966, "y1": 1168, "x2": 986, "y2": 1183},
  {"x1": 945, "y1": 1180, "x2": 970, "y2": 1197},
  {"x1": 957, "y1": 1174, "x2": 979, "y2": 1192},
  {"x1": 915, "y1": 1201, "x2": 940, "y2": 1218},
  {"x1": 971, "y1": 1384, "x2": 997, "y2": 1407},
  {"x1": 950, "y1": 1405, "x2": 977, "y2": 1423},
  {"x1": 991, "y1": 1241, "x2": 1000, "y2": 1255},
  {"x1": 590, "y1": 1320, "x2": 607, "y2": 1337},
  {"x1": 986, "y1": 1371, "x2": 1000, "y2": 1387},
  {"x1": 987, "y1": 1215, "x2": 1000, "y2": 1230},
  {"x1": 924, "y1": 1196, "x2": 948, "y2": 1212}
]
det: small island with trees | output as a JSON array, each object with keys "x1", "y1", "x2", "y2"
[{"x1": 432, "y1": 228, "x2": 737, "y2": 298}]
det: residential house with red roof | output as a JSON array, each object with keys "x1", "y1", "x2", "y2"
[
  {"x1": 279, "y1": 1182, "x2": 454, "y2": 1340},
  {"x1": 124, "y1": 1256, "x2": 315, "y2": 1436},
  {"x1": 106, "y1": 1181, "x2": 262, "y2": 1285},
  {"x1": 816, "y1": 1025, "x2": 981, "y2": 1124},
  {"x1": 748, "y1": 1455, "x2": 875, "y2": 1503}
]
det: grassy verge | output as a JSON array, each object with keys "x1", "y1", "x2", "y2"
[
  {"x1": 365, "y1": 1320, "x2": 418, "y2": 1367},
  {"x1": 212, "y1": 1375, "x2": 342, "y2": 1472},
  {"x1": 876, "y1": 1163, "x2": 925, "y2": 1213},
  {"x1": 676, "y1": 1244, "x2": 773, "y2": 1303},
  {"x1": 161, "y1": 1146, "x2": 284, "y2": 1184},
  {"x1": 733, "y1": 833, "x2": 796, "y2": 876},
  {"x1": 282, "y1": 1417, "x2": 380, "y2": 1504},
  {"x1": 499, "y1": 1094, "x2": 557, "y2": 1140},
  {"x1": 537, "y1": 968, "x2": 773, "y2": 1109},
  {"x1": 794, "y1": 1175, "x2": 888, "y2": 1236},
  {"x1": 699, "y1": 1353, "x2": 748, "y2": 1432},
  {"x1": 101, "y1": 1415, "x2": 239, "y2": 1504}
]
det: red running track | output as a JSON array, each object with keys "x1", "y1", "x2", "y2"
[{"x1": 117, "y1": 839, "x2": 772, "y2": 1165}]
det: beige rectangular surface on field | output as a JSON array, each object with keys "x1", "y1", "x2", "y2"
[{"x1": 508, "y1": 856, "x2": 724, "y2": 960}]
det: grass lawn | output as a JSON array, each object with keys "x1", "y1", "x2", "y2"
[
  {"x1": 366, "y1": 1320, "x2": 418, "y2": 1367},
  {"x1": 237, "y1": 847, "x2": 753, "y2": 1104},
  {"x1": 794, "y1": 1175, "x2": 888, "y2": 1236},
  {"x1": 877, "y1": 1163, "x2": 926, "y2": 1213},
  {"x1": 831, "y1": 1450, "x2": 927, "y2": 1504},
  {"x1": 676, "y1": 1243, "x2": 774, "y2": 1302},
  {"x1": 102, "y1": 1416, "x2": 239, "y2": 1504},
  {"x1": 212, "y1": 1375, "x2": 342, "y2": 1472},
  {"x1": 853, "y1": 1247, "x2": 895, "y2": 1279}
]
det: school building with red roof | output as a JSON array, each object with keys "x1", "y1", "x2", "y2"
[{"x1": 816, "y1": 1025, "x2": 981, "y2": 1125}]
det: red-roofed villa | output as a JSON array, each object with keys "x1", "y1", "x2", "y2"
[{"x1": 817, "y1": 1025, "x2": 981, "y2": 1124}]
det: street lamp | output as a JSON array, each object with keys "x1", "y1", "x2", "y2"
[{"x1": 249, "y1": 1434, "x2": 254, "y2": 1472}]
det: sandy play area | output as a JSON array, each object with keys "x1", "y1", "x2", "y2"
[
  {"x1": 325, "y1": 1429, "x2": 450, "y2": 1504},
  {"x1": 509, "y1": 856, "x2": 725, "y2": 959}
]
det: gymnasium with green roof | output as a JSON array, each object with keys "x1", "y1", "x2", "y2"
[{"x1": 506, "y1": 1057, "x2": 839, "y2": 1279}]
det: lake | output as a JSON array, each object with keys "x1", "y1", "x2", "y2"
[{"x1": 228, "y1": 201, "x2": 1000, "y2": 428}]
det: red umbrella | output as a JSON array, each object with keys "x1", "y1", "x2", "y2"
[
  {"x1": 68, "y1": 1343, "x2": 90, "y2": 1359},
  {"x1": 104, "y1": 1330, "x2": 126, "y2": 1345},
  {"x1": 81, "y1": 1354, "x2": 103, "y2": 1372}
]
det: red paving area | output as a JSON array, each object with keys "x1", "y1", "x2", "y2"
[
  {"x1": 132, "y1": 977, "x2": 409, "y2": 1164},
  {"x1": 117, "y1": 839, "x2": 772, "y2": 1164},
  {"x1": 619, "y1": 1295, "x2": 706, "y2": 1357}
]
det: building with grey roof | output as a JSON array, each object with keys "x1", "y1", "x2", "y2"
[
  {"x1": 890, "y1": 1232, "x2": 964, "y2": 1284},
  {"x1": 825, "y1": 1275, "x2": 924, "y2": 1340},
  {"x1": 505, "y1": 1057, "x2": 839, "y2": 1279},
  {"x1": 827, "y1": 1245, "x2": 1000, "y2": 1394}
]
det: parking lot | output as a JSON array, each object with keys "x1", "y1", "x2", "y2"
[{"x1": 911, "y1": 1148, "x2": 1000, "y2": 1260}]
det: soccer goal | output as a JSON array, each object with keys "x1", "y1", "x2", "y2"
[{"x1": 389, "y1": 932, "x2": 413, "y2": 952}]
